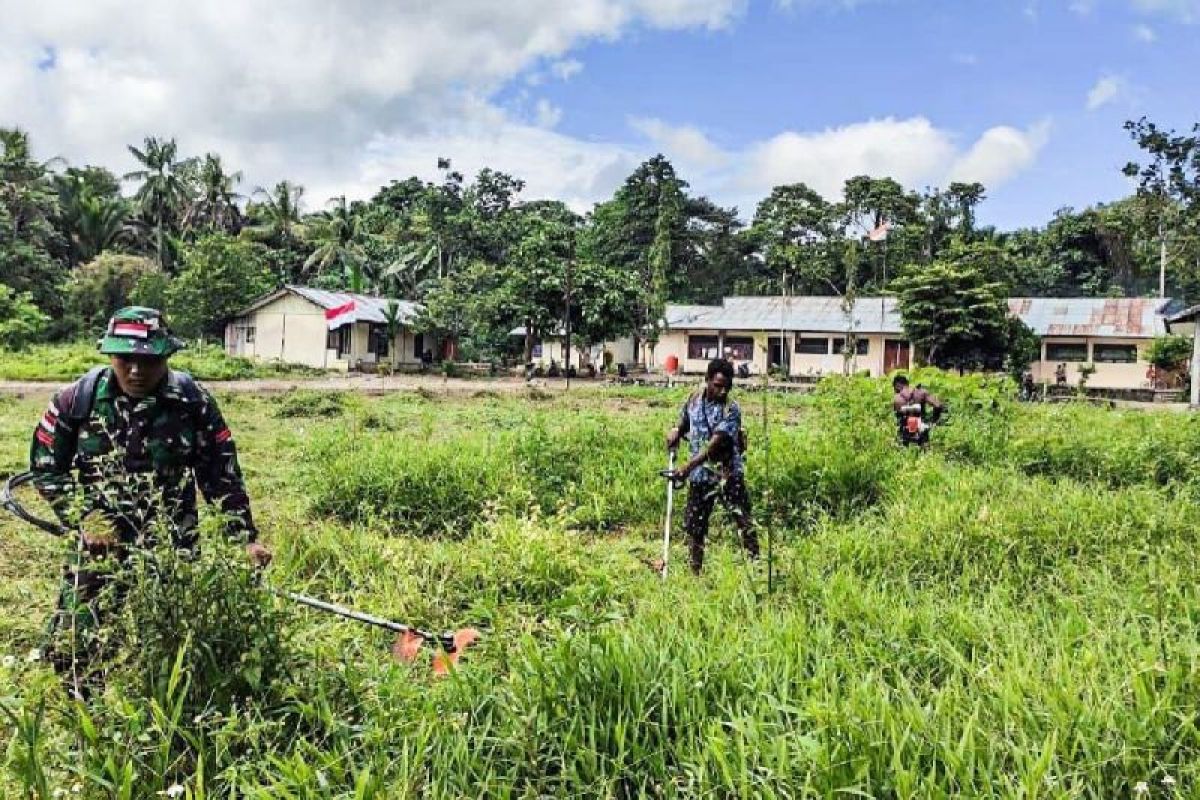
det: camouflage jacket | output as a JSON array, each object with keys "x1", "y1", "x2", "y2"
[{"x1": 29, "y1": 368, "x2": 257, "y2": 544}]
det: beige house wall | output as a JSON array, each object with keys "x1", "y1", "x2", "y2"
[
  {"x1": 1032, "y1": 337, "x2": 1150, "y2": 389},
  {"x1": 225, "y1": 292, "x2": 423, "y2": 371},
  {"x1": 649, "y1": 330, "x2": 902, "y2": 378}
]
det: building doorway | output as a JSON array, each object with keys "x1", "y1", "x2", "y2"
[
  {"x1": 884, "y1": 339, "x2": 910, "y2": 373},
  {"x1": 767, "y1": 336, "x2": 790, "y2": 372}
]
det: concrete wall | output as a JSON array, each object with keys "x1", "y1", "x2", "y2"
[
  {"x1": 225, "y1": 292, "x2": 422, "y2": 371},
  {"x1": 530, "y1": 337, "x2": 601, "y2": 370},
  {"x1": 647, "y1": 330, "x2": 905, "y2": 378},
  {"x1": 226, "y1": 293, "x2": 333, "y2": 368},
  {"x1": 1031, "y1": 337, "x2": 1150, "y2": 389}
]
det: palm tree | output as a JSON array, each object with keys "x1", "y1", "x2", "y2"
[
  {"x1": 55, "y1": 173, "x2": 130, "y2": 263},
  {"x1": 184, "y1": 153, "x2": 243, "y2": 234},
  {"x1": 73, "y1": 191, "x2": 129, "y2": 262},
  {"x1": 304, "y1": 196, "x2": 373, "y2": 292},
  {"x1": 124, "y1": 136, "x2": 191, "y2": 271},
  {"x1": 0, "y1": 128, "x2": 58, "y2": 230},
  {"x1": 248, "y1": 180, "x2": 305, "y2": 243}
]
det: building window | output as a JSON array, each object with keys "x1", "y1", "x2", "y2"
[
  {"x1": 1046, "y1": 342, "x2": 1087, "y2": 362},
  {"x1": 244, "y1": 326, "x2": 255, "y2": 344},
  {"x1": 327, "y1": 326, "x2": 351, "y2": 358},
  {"x1": 688, "y1": 335, "x2": 719, "y2": 360},
  {"x1": 794, "y1": 337, "x2": 829, "y2": 355},
  {"x1": 832, "y1": 337, "x2": 869, "y2": 356},
  {"x1": 723, "y1": 336, "x2": 755, "y2": 361},
  {"x1": 1093, "y1": 343, "x2": 1138, "y2": 363}
]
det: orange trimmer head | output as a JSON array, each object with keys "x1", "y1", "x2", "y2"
[{"x1": 393, "y1": 627, "x2": 481, "y2": 676}]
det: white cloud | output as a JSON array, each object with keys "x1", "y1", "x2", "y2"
[
  {"x1": 947, "y1": 121, "x2": 1051, "y2": 186},
  {"x1": 550, "y1": 59, "x2": 585, "y2": 80},
  {"x1": 1, "y1": 0, "x2": 743, "y2": 205},
  {"x1": 952, "y1": 52, "x2": 979, "y2": 66},
  {"x1": 1, "y1": 1, "x2": 1046, "y2": 223},
  {"x1": 338, "y1": 115, "x2": 637, "y2": 214},
  {"x1": 630, "y1": 117, "x2": 729, "y2": 168},
  {"x1": 1069, "y1": 0, "x2": 1095, "y2": 14},
  {"x1": 729, "y1": 117, "x2": 1047, "y2": 208},
  {"x1": 534, "y1": 99, "x2": 563, "y2": 129},
  {"x1": 1133, "y1": 23, "x2": 1158, "y2": 40},
  {"x1": 741, "y1": 118, "x2": 958, "y2": 199},
  {"x1": 1130, "y1": 0, "x2": 1199, "y2": 22},
  {"x1": 1086, "y1": 75, "x2": 1126, "y2": 110}
]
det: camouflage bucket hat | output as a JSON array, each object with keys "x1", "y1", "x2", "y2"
[{"x1": 97, "y1": 307, "x2": 186, "y2": 357}]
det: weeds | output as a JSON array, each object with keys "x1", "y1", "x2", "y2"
[{"x1": 3, "y1": 372, "x2": 1199, "y2": 797}]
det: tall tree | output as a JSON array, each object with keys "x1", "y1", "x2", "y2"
[
  {"x1": 248, "y1": 180, "x2": 305, "y2": 243},
  {"x1": 167, "y1": 234, "x2": 275, "y2": 338},
  {"x1": 749, "y1": 182, "x2": 840, "y2": 294},
  {"x1": 124, "y1": 136, "x2": 192, "y2": 271},
  {"x1": 304, "y1": 196, "x2": 372, "y2": 291},
  {"x1": 1123, "y1": 117, "x2": 1200, "y2": 297},
  {"x1": 893, "y1": 242, "x2": 1013, "y2": 371},
  {"x1": 580, "y1": 155, "x2": 689, "y2": 364},
  {"x1": 0, "y1": 128, "x2": 65, "y2": 321},
  {"x1": 184, "y1": 153, "x2": 243, "y2": 235}
]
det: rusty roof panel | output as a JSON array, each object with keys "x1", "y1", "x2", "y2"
[{"x1": 1009, "y1": 297, "x2": 1171, "y2": 338}]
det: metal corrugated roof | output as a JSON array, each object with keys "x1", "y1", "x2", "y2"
[
  {"x1": 1007, "y1": 297, "x2": 1172, "y2": 338},
  {"x1": 665, "y1": 296, "x2": 903, "y2": 334},
  {"x1": 285, "y1": 286, "x2": 422, "y2": 330}
]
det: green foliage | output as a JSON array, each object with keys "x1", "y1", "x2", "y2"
[
  {"x1": 167, "y1": 233, "x2": 276, "y2": 338},
  {"x1": 63, "y1": 253, "x2": 163, "y2": 336},
  {"x1": 3, "y1": 382, "x2": 1200, "y2": 796},
  {"x1": 273, "y1": 389, "x2": 350, "y2": 418},
  {"x1": 110, "y1": 536, "x2": 295, "y2": 711},
  {"x1": 0, "y1": 341, "x2": 323, "y2": 381},
  {"x1": 1147, "y1": 334, "x2": 1192, "y2": 370},
  {"x1": 1003, "y1": 316, "x2": 1042, "y2": 377},
  {"x1": 894, "y1": 240, "x2": 1013, "y2": 369},
  {"x1": 0, "y1": 285, "x2": 49, "y2": 349},
  {"x1": 125, "y1": 136, "x2": 193, "y2": 272},
  {"x1": 0, "y1": 128, "x2": 67, "y2": 320}
]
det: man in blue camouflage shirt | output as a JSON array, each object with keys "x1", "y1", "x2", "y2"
[{"x1": 665, "y1": 358, "x2": 759, "y2": 574}]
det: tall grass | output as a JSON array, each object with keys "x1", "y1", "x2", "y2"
[
  {"x1": 0, "y1": 341, "x2": 325, "y2": 381},
  {"x1": 2, "y1": 373, "x2": 1199, "y2": 797}
]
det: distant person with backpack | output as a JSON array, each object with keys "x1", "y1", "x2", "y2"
[
  {"x1": 28, "y1": 307, "x2": 268, "y2": 689},
  {"x1": 892, "y1": 374, "x2": 945, "y2": 448},
  {"x1": 665, "y1": 358, "x2": 759, "y2": 574}
]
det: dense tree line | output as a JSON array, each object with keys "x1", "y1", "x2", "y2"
[{"x1": 1, "y1": 119, "x2": 1197, "y2": 364}]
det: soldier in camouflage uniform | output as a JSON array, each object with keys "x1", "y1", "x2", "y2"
[{"x1": 29, "y1": 307, "x2": 269, "y2": 687}]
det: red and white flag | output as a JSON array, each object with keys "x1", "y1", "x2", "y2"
[
  {"x1": 112, "y1": 321, "x2": 151, "y2": 338},
  {"x1": 868, "y1": 221, "x2": 892, "y2": 242},
  {"x1": 324, "y1": 300, "x2": 356, "y2": 322}
]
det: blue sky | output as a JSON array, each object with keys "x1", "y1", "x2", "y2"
[
  {"x1": 516, "y1": 0, "x2": 1199, "y2": 228},
  {"x1": 3, "y1": 0, "x2": 1197, "y2": 231}
]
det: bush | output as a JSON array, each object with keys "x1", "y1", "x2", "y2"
[
  {"x1": 63, "y1": 253, "x2": 162, "y2": 337},
  {"x1": 0, "y1": 341, "x2": 325, "y2": 381},
  {"x1": 0, "y1": 285, "x2": 49, "y2": 350},
  {"x1": 273, "y1": 389, "x2": 350, "y2": 418}
]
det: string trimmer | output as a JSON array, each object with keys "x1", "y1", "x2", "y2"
[
  {"x1": 655, "y1": 450, "x2": 685, "y2": 579},
  {"x1": 2, "y1": 471, "x2": 478, "y2": 675}
]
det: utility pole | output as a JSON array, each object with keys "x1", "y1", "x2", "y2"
[{"x1": 564, "y1": 246, "x2": 573, "y2": 391}]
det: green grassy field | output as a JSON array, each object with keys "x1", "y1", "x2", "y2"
[
  {"x1": 1, "y1": 374, "x2": 1198, "y2": 798},
  {"x1": 0, "y1": 342, "x2": 327, "y2": 382}
]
